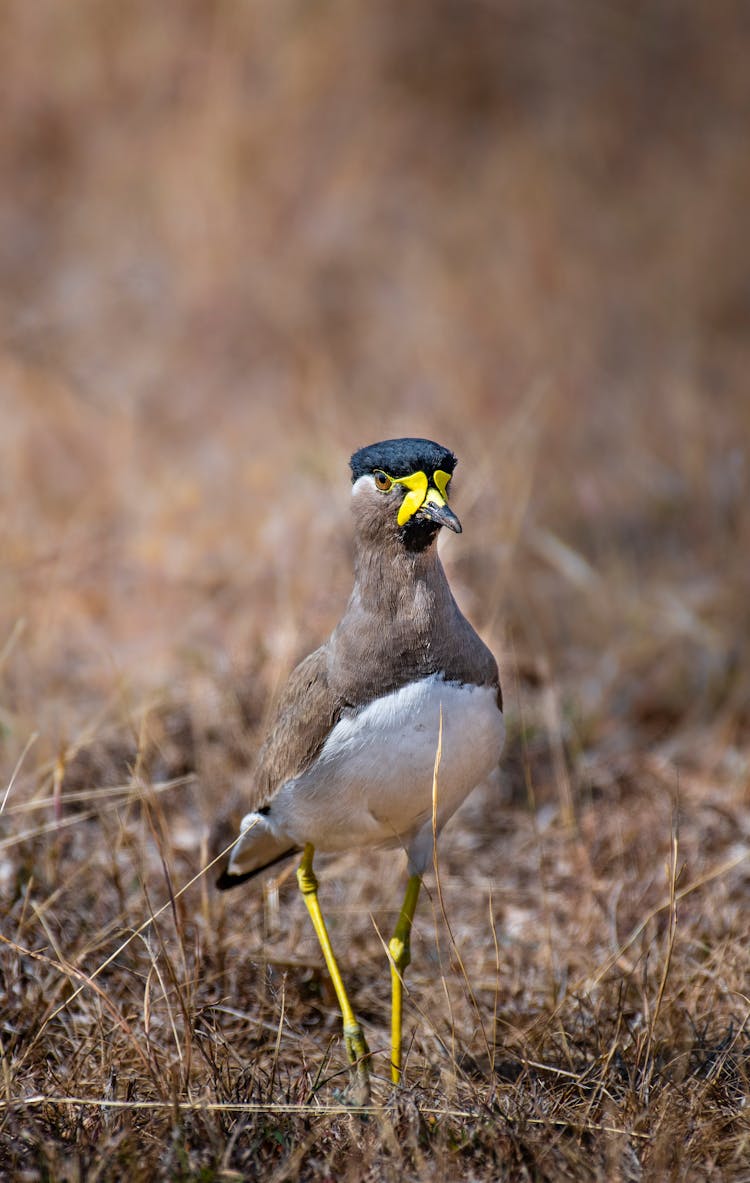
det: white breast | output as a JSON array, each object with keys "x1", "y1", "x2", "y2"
[{"x1": 271, "y1": 674, "x2": 504, "y2": 868}]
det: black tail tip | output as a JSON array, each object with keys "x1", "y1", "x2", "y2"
[
  {"x1": 216, "y1": 867, "x2": 244, "y2": 891},
  {"x1": 215, "y1": 846, "x2": 300, "y2": 891}
]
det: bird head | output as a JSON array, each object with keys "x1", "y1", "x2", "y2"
[{"x1": 350, "y1": 437, "x2": 461, "y2": 552}]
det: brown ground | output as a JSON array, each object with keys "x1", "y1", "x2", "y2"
[{"x1": 1, "y1": 3, "x2": 749, "y2": 1179}]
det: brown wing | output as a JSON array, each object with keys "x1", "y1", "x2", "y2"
[{"x1": 250, "y1": 644, "x2": 344, "y2": 809}]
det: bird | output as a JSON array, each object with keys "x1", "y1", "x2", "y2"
[{"x1": 217, "y1": 437, "x2": 504, "y2": 1100}]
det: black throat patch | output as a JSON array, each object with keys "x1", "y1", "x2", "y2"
[{"x1": 399, "y1": 516, "x2": 441, "y2": 553}]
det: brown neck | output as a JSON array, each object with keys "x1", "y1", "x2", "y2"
[
  {"x1": 351, "y1": 531, "x2": 451, "y2": 620},
  {"x1": 329, "y1": 524, "x2": 498, "y2": 704}
]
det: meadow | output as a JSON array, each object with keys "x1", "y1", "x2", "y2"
[{"x1": 1, "y1": 3, "x2": 749, "y2": 1179}]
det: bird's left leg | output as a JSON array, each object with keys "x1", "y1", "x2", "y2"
[
  {"x1": 296, "y1": 844, "x2": 370, "y2": 1099},
  {"x1": 388, "y1": 871, "x2": 422, "y2": 1085}
]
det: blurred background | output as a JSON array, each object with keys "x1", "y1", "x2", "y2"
[{"x1": 2, "y1": 6, "x2": 750, "y2": 1171}]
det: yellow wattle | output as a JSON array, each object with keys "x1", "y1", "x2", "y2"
[
  {"x1": 394, "y1": 471, "x2": 429, "y2": 526},
  {"x1": 388, "y1": 468, "x2": 453, "y2": 526},
  {"x1": 433, "y1": 470, "x2": 452, "y2": 499}
]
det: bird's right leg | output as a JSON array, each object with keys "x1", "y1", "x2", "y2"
[
  {"x1": 388, "y1": 871, "x2": 422, "y2": 1084},
  {"x1": 296, "y1": 844, "x2": 370, "y2": 1100}
]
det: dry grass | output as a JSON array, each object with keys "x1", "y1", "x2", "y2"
[{"x1": 2, "y1": 2, "x2": 750, "y2": 1179}]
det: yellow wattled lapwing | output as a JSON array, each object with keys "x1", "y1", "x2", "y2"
[{"x1": 218, "y1": 438, "x2": 504, "y2": 1100}]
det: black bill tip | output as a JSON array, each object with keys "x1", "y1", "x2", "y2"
[{"x1": 418, "y1": 501, "x2": 462, "y2": 533}]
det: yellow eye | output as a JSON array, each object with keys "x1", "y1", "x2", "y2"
[{"x1": 373, "y1": 471, "x2": 393, "y2": 492}]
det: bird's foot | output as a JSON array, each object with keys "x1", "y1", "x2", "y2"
[{"x1": 343, "y1": 1022, "x2": 371, "y2": 1105}]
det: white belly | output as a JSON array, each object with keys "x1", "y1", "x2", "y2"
[{"x1": 271, "y1": 674, "x2": 504, "y2": 866}]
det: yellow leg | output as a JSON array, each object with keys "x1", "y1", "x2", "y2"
[
  {"x1": 388, "y1": 872, "x2": 422, "y2": 1085},
  {"x1": 296, "y1": 844, "x2": 370, "y2": 1098}
]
